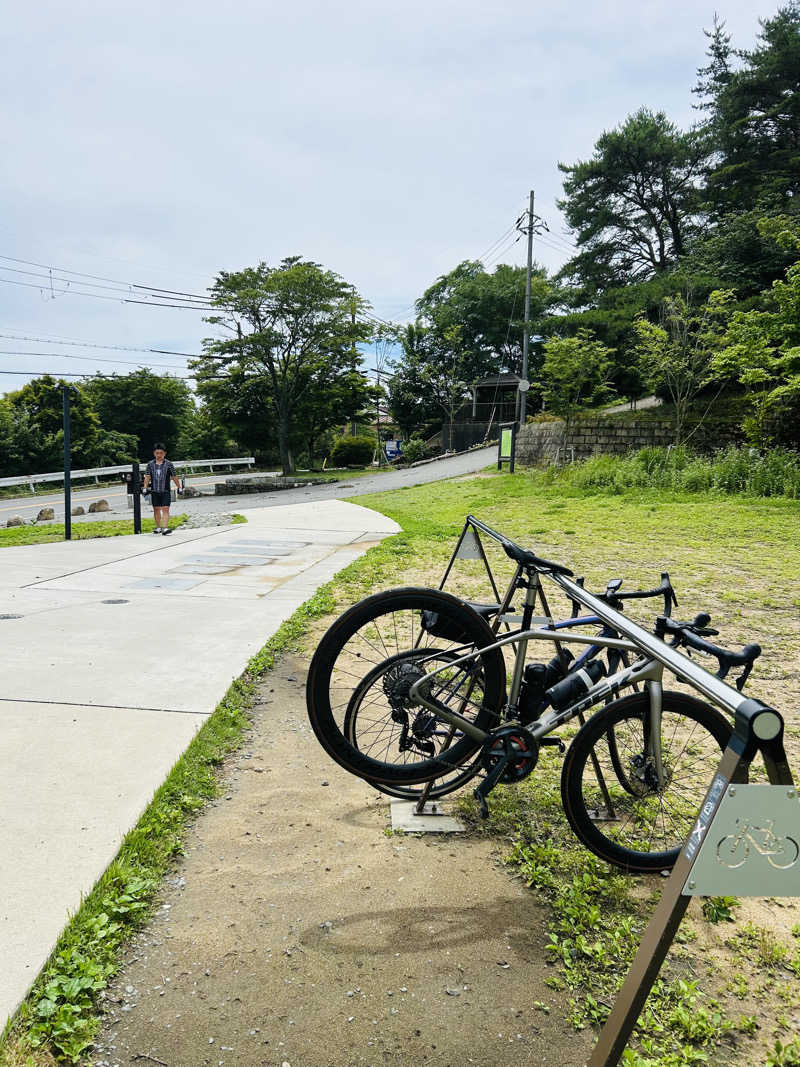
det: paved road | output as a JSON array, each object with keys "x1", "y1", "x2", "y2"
[{"x1": 0, "y1": 448, "x2": 497, "y2": 525}]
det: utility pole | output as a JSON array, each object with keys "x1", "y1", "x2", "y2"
[
  {"x1": 62, "y1": 385, "x2": 72, "y2": 541},
  {"x1": 519, "y1": 189, "x2": 535, "y2": 426}
]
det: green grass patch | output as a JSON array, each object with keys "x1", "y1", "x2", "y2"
[
  {"x1": 230, "y1": 513, "x2": 248, "y2": 524},
  {"x1": 0, "y1": 515, "x2": 189, "y2": 548},
  {"x1": 535, "y1": 446, "x2": 800, "y2": 499}
]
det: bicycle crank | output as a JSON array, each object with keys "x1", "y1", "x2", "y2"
[{"x1": 474, "y1": 726, "x2": 539, "y2": 818}]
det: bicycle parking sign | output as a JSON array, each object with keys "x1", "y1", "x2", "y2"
[{"x1": 683, "y1": 784, "x2": 800, "y2": 896}]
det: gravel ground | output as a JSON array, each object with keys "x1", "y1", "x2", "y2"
[{"x1": 92, "y1": 655, "x2": 593, "y2": 1067}]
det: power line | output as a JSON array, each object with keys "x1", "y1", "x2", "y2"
[
  {"x1": 0, "y1": 332, "x2": 201, "y2": 358},
  {"x1": 0, "y1": 369, "x2": 192, "y2": 380},
  {"x1": 0, "y1": 351, "x2": 190, "y2": 370},
  {"x1": 0, "y1": 254, "x2": 213, "y2": 302},
  {"x1": 0, "y1": 263, "x2": 211, "y2": 303},
  {"x1": 0, "y1": 275, "x2": 215, "y2": 310}
]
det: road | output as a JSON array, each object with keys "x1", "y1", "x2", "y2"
[{"x1": 1, "y1": 447, "x2": 498, "y2": 524}]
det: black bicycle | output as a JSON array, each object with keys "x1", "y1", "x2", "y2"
[{"x1": 306, "y1": 518, "x2": 761, "y2": 873}]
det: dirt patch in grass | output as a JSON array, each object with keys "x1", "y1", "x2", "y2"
[{"x1": 91, "y1": 656, "x2": 593, "y2": 1067}]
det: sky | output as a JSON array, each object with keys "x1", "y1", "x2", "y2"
[{"x1": 0, "y1": 0, "x2": 776, "y2": 399}]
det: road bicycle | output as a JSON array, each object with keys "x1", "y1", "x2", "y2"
[
  {"x1": 306, "y1": 517, "x2": 761, "y2": 873},
  {"x1": 341, "y1": 573, "x2": 676, "y2": 804}
]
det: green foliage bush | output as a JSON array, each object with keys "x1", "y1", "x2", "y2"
[
  {"x1": 329, "y1": 434, "x2": 375, "y2": 467},
  {"x1": 401, "y1": 437, "x2": 428, "y2": 464},
  {"x1": 538, "y1": 445, "x2": 800, "y2": 498}
]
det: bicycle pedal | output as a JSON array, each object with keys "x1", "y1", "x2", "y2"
[
  {"x1": 540, "y1": 737, "x2": 566, "y2": 753},
  {"x1": 474, "y1": 788, "x2": 491, "y2": 819}
]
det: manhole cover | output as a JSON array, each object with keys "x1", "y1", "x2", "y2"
[
  {"x1": 102, "y1": 599, "x2": 129, "y2": 604},
  {"x1": 0, "y1": 614, "x2": 23, "y2": 620}
]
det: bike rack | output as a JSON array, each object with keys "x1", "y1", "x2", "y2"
[{"x1": 436, "y1": 516, "x2": 800, "y2": 1065}]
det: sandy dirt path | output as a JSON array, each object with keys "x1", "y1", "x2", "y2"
[{"x1": 92, "y1": 654, "x2": 595, "y2": 1067}]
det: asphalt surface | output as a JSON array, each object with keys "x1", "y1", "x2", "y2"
[{"x1": 0, "y1": 448, "x2": 497, "y2": 525}]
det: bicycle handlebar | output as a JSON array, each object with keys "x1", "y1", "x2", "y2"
[
  {"x1": 570, "y1": 572, "x2": 678, "y2": 619},
  {"x1": 655, "y1": 614, "x2": 761, "y2": 690}
]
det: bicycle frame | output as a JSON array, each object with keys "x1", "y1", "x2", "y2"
[
  {"x1": 463, "y1": 514, "x2": 750, "y2": 721},
  {"x1": 408, "y1": 515, "x2": 752, "y2": 793}
]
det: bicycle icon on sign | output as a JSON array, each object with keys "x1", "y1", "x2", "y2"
[{"x1": 717, "y1": 819, "x2": 799, "y2": 869}]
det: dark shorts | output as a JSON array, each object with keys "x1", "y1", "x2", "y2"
[{"x1": 150, "y1": 490, "x2": 172, "y2": 507}]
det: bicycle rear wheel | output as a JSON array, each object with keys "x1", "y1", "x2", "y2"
[
  {"x1": 561, "y1": 690, "x2": 731, "y2": 872},
  {"x1": 345, "y1": 649, "x2": 487, "y2": 800},
  {"x1": 306, "y1": 587, "x2": 506, "y2": 785}
]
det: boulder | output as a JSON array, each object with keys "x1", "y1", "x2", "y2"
[
  {"x1": 6, "y1": 516, "x2": 25, "y2": 527},
  {"x1": 181, "y1": 486, "x2": 200, "y2": 498},
  {"x1": 88, "y1": 500, "x2": 110, "y2": 513},
  {"x1": 36, "y1": 507, "x2": 55, "y2": 521},
  {"x1": 71, "y1": 506, "x2": 85, "y2": 516}
]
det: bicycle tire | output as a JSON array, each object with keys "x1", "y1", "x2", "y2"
[
  {"x1": 306, "y1": 587, "x2": 506, "y2": 785},
  {"x1": 561, "y1": 690, "x2": 731, "y2": 873}
]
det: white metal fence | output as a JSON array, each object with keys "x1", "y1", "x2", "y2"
[{"x1": 0, "y1": 457, "x2": 255, "y2": 493}]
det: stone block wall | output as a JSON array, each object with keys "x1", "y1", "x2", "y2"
[{"x1": 516, "y1": 416, "x2": 743, "y2": 466}]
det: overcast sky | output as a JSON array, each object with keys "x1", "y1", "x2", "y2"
[{"x1": 0, "y1": 0, "x2": 775, "y2": 398}]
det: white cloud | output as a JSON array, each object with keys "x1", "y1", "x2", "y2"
[{"x1": 0, "y1": 0, "x2": 773, "y2": 393}]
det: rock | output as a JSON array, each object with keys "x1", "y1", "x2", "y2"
[
  {"x1": 71, "y1": 506, "x2": 85, "y2": 516},
  {"x1": 182, "y1": 486, "x2": 200, "y2": 498},
  {"x1": 6, "y1": 516, "x2": 25, "y2": 527},
  {"x1": 88, "y1": 500, "x2": 110, "y2": 513},
  {"x1": 36, "y1": 507, "x2": 55, "y2": 521}
]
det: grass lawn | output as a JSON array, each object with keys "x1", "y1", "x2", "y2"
[{"x1": 0, "y1": 515, "x2": 188, "y2": 548}]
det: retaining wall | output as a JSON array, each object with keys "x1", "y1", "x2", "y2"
[{"x1": 516, "y1": 417, "x2": 743, "y2": 466}]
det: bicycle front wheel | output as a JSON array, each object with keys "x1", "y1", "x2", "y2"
[
  {"x1": 561, "y1": 690, "x2": 731, "y2": 873},
  {"x1": 306, "y1": 587, "x2": 506, "y2": 786}
]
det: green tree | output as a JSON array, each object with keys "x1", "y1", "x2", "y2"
[
  {"x1": 539, "y1": 330, "x2": 615, "y2": 429},
  {"x1": 194, "y1": 258, "x2": 373, "y2": 474},
  {"x1": 83, "y1": 370, "x2": 194, "y2": 458},
  {"x1": 634, "y1": 290, "x2": 734, "y2": 444},
  {"x1": 415, "y1": 260, "x2": 554, "y2": 379},
  {"x1": 687, "y1": 7, "x2": 800, "y2": 294},
  {"x1": 699, "y1": 5, "x2": 800, "y2": 214},
  {"x1": 557, "y1": 109, "x2": 707, "y2": 294},
  {"x1": 712, "y1": 218, "x2": 800, "y2": 446},
  {"x1": 177, "y1": 404, "x2": 241, "y2": 459},
  {"x1": 5, "y1": 376, "x2": 136, "y2": 473}
]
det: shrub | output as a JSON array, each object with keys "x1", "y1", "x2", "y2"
[
  {"x1": 401, "y1": 437, "x2": 428, "y2": 464},
  {"x1": 329, "y1": 435, "x2": 375, "y2": 467}
]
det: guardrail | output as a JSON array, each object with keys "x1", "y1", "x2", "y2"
[{"x1": 0, "y1": 457, "x2": 255, "y2": 493}]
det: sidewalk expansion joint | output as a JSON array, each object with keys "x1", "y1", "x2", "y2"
[{"x1": 0, "y1": 697, "x2": 209, "y2": 716}]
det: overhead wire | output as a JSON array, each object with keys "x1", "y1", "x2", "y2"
[
  {"x1": 0, "y1": 332, "x2": 201, "y2": 358},
  {"x1": 0, "y1": 254, "x2": 213, "y2": 303},
  {"x1": 0, "y1": 275, "x2": 215, "y2": 310},
  {"x1": 0, "y1": 351, "x2": 190, "y2": 370}
]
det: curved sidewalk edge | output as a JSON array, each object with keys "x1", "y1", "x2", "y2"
[{"x1": 0, "y1": 499, "x2": 401, "y2": 1029}]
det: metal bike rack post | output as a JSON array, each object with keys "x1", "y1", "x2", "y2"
[
  {"x1": 586, "y1": 699, "x2": 799, "y2": 1067},
  {"x1": 540, "y1": 573, "x2": 799, "y2": 1066}
]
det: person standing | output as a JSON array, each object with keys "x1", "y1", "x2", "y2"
[{"x1": 143, "y1": 443, "x2": 181, "y2": 535}]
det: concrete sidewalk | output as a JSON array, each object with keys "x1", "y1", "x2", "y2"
[{"x1": 0, "y1": 499, "x2": 400, "y2": 1028}]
